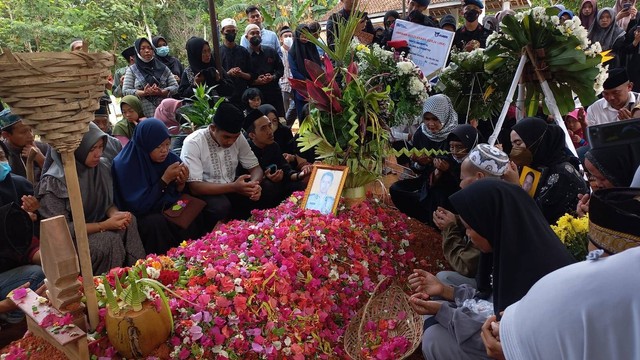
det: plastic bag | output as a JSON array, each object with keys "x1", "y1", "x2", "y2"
[{"x1": 461, "y1": 298, "x2": 494, "y2": 318}]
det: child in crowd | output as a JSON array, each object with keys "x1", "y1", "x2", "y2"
[
  {"x1": 242, "y1": 88, "x2": 263, "y2": 114},
  {"x1": 113, "y1": 95, "x2": 145, "y2": 147},
  {"x1": 564, "y1": 108, "x2": 589, "y2": 149}
]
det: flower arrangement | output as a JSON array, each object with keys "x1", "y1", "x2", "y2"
[
  {"x1": 86, "y1": 193, "x2": 416, "y2": 359},
  {"x1": 354, "y1": 43, "x2": 430, "y2": 127},
  {"x1": 484, "y1": 7, "x2": 609, "y2": 117},
  {"x1": 551, "y1": 213, "x2": 589, "y2": 261},
  {"x1": 438, "y1": 48, "x2": 515, "y2": 121},
  {"x1": 360, "y1": 315, "x2": 413, "y2": 359}
]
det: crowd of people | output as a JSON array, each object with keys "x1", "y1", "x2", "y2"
[{"x1": 1, "y1": 0, "x2": 640, "y2": 357}]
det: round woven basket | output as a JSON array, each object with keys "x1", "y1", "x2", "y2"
[
  {"x1": 344, "y1": 278, "x2": 423, "y2": 360},
  {"x1": 0, "y1": 49, "x2": 114, "y2": 153}
]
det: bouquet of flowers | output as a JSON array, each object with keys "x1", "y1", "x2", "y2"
[
  {"x1": 484, "y1": 7, "x2": 609, "y2": 117},
  {"x1": 551, "y1": 213, "x2": 589, "y2": 261},
  {"x1": 354, "y1": 43, "x2": 430, "y2": 127},
  {"x1": 438, "y1": 48, "x2": 515, "y2": 121}
]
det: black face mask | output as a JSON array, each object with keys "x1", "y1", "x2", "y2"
[
  {"x1": 224, "y1": 32, "x2": 237, "y2": 42},
  {"x1": 249, "y1": 36, "x2": 262, "y2": 46},
  {"x1": 464, "y1": 10, "x2": 480, "y2": 22}
]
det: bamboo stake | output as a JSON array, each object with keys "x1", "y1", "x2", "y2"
[
  {"x1": 61, "y1": 151, "x2": 99, "y2": 331},
  {"x1": 207, "y1": 0, "x2": 223, "y2": 74},
  {"x1": 488, "y1": 53, "x2": 528, "y2": 146}
]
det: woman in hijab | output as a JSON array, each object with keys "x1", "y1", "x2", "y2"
[
  {"x1": 482, "y1": 189, "x2": 640, "y2": 360},
  {"x1": 178, "y1": 36, "x2": 227, "y2": 100},
  {"x1": 390, "y1": 94, "x2": 459, "y2": 225},
  {"x1": 510, "y1": 117, "x2": 588, "y2": 224},
  {"x1": 154, "y1": 98, "x2": 183, "y2": 135},
  {"x1": 614, "y1": 0, "x2": 637, "y2": 31},
  {"x1": 288, "y1": 24, "x2": 322, "y2": 122},
  {"x1": 408, "y1": 179, "x2": 575, "y2": 360},
  {"x1": 113, "y1": 119, "x2": 200, "y2": 255},
  {"x1": 579, "y1": 0, "x2": 597, "y2": 30},
  {"x1": 152, "y1": 35, "x2": 184, "y2": 82},
  {"x1": 122, "y1": 37, "x2": 179, "y2": 118},
  {"x1": 113, "y1": 95, "x2": 145, "y2": 146},
  {"x1": 588, "y1": 8, "x2": 626, "y2": 65},
  {"x1": 37, "y1": 124, "x2": 146, "y2": 275}
]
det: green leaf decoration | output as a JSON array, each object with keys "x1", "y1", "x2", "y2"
[
  {"x1": 391, "y1": 148, "x2": 450, "y2": 158},
  {"x1": 102, "y1": 276, "x2": 120, "y2": 316}
]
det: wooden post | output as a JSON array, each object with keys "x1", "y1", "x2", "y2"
[
  {"x1": 61, "y1": 151, "x2": 99, "y2": 331},
  {"x1": 207, "y1": 0, "x2": 223, "y2": 74}
]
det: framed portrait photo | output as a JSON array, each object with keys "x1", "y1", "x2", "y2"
[
  {"x1": 301, "y1": 164, "x2": 349, "y2": 215},
  {"x1": 519, "y1": 166, "x2": 542, "y2": 198}
]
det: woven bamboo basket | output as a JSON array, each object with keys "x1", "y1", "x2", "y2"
[
  {"x1": 344, "y1": 278, "x2": 423, "y2": 360},
  {"x1": 0, "y1": 48, "x2": 114, "y2": 153}
]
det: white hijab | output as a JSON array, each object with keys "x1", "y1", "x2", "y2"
[{"x1": 500, "y1": 247, "x2": 640, "y2": 360}]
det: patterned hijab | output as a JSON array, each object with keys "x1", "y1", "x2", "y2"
[{"x1": 419, "y1": 94, "x2": 458, "y2": 142}]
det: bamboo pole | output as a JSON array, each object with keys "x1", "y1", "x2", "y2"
[
  {"x1": 61, "y1": 151, "x2": 99, "y2": 331},
  {"x1": 207, "y1": 0, "x2": 223, "y2": 74},
  {"x1": 488, "y1": 53, "x2": 528, "y2": 146}
]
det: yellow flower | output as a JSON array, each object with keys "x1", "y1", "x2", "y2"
[{"x1": 180, "y1": 240, "x2": 188, "y2": 247}]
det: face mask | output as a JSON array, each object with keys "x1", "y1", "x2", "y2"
[
  {"x1": 155, "y1": 46, "x2": 169, "y2": 57},
  {"x1": 509, "y1": 147, "x2": 533, "y2": 167},
  {"x1": 0, "y1": 161, "x2": 11, "y2": 181},
  {"x1": 250, "y1": 35, "x2": 262, "y2": 46},
  {"x1": 224, "y1": 32, "x2": 237, "y2": 42},
  {"x1": 283, "y1": 37, "x2": 294, "y2": 48},
  {"x1": 464, "y1": 10, "x2": 480, "y2": 22}
]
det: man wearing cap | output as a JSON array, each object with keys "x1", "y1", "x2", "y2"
[
  {"x1": 243, "y1": 109, "x2": 308, "y2": 207},
  {"x1": 433, "y1": 144, "x2": 510, "y2": 287},
  {"x1": 0, "y1": 109, "x2": 50, "y2": 183},
  {"x1": 220, "y1": 18, "x2": 252, "y2": 108},
  {"x1": 180, "y1": 103, "x2": 263, "y2": 227},
  {"x1": 453, "y1": 0, "x2": 493, "y2": 51},
  {"x1": 439, "y1": 14, "x2": 458, "y2": 32},
  {"x1": 240, "y1": 5, "x2": 283, "y2": 58},
  {"x1": 587, "y1": 67, "x2": 639, "y2": 126},
  {"x1": 245, "y1": 24, "x2": 286, "y2": 117},
  {"x1": 112, "y1": 46, "x2": 136, "y2": 98},
  {"x1": 405, "y1": 0, "x2": 439, "y2": 27},
  {"x1": 326, "y1": 0, "x2": 375, "y2": 50}
]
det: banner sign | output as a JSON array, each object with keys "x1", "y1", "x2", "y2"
[{"x1": 391, "y1": 19, "x2": 454, "y2": 78}]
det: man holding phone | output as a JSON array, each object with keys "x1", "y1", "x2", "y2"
[{"x1": 243, "y1": 110, "x2": 309, "y2": 207}]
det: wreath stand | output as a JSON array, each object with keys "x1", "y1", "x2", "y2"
[
  {"x1": 488, "y1": 46, "x2": 578, "y2": 158},
  {"x1": 0, "y1": 44, "x2": 114, "y2": 358}
]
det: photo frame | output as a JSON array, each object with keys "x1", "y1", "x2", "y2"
[
  {"x1": 519, "y1": 166, "x2": 542, "y2": 198},
  {"x1": 301, "y1": 164, "x2": 349, "y2": 215}
]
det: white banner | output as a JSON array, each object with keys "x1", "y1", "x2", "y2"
[{"x1": 390, "y1": 20, "x2": 454, "y2": 79}]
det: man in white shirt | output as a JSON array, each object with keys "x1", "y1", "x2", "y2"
[
  {"x1": 587, "y1": 68, "x2": 639, "y2": 126},
  {"x1": 180, "y1": 102, "x2": 263, "y2": 228}
]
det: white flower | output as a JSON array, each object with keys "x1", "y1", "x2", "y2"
[
  {"x1": 328, "y1": 266, "x2": 339, "y2": 281},
  {"x1": 146, "y1": 266, "x2": 160, "y2": 279},
  {"x1": 401, "y1": 239, "x2": 410, "y2": 247},
  {"x1": 96, "y1": 283, "x2": 106, "y2": 296},
  {"x1": 396, "y1": 61, "x2": 415, "y2": 76},
  {"x1": 550, "y1": 15, "x2": 560, "y2": 25}
]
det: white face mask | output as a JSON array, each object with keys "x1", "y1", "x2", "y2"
[{"x1": 283, "y1": 37, "x2": 293, "y2": 48}]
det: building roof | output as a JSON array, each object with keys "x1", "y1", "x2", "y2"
[{"x1": 321, "y1": 0, "x2": 530, "y2": 21}]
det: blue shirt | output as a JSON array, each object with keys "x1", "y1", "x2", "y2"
[{"x1": 241, "y1": 28, "x2": 283, "y2": 58}]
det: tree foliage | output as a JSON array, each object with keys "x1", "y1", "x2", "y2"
[{"x1": 0, "y1": 0, "x2": 338, "y2": 68}]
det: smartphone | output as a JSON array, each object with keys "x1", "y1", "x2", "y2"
[
  {"x1": 587, "y1": 118, "x2": 640, "y2": 148},
  {"x1": 624, "y1": 3, "x2": 632, "y2": 10},
  {"x1": 266, "y1": 164, "x2": 278, "y2": 173}
]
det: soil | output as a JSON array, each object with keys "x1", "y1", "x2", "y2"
[{"x1": 1, "y1": 215, "x2": 448, "y2": 360}]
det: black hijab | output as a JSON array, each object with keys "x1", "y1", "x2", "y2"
[
  {"x1": 383, "y1": 10, "x2": 400, "y2": 30},
  {"x1": 290, "y1": 24, "x2": 322, "y2": 80},
  {"x1": 152, "y1": 35, "x2": 182, "y2": 75},
  {"x1": 585, "y1": 142, "x2": 640, "y2": 187},
  {"x1": 185, "y1": 37, "x2": 212, "y2": 75},
  {"x1": 449, "y1": 179, "x2": 575, "y2": 316},
  {"x1": 447, "y1": 124, "x2": 482, "y2": 152},
  {"x1": 134, "y1": 37, "x2": 167, "y2": 86},
  {"x1": 512, "y1": 117, "x2": 571, "y2": 167}
]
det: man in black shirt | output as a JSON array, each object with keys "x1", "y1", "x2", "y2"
[
  {"x1": 245, "y1": 24, "x2": 285, "y2": 117},
  {"x1": 220, "y1": 18, "x2": 253, "y2": 108},
  {"x1": 326, "y1": 0, "x2": 375, "y2": 50},
  {"x1": 243, "y1": 110, "x2": 308, "y2": 207},
  {"x1": 453, "y1": 0, "x2": 493, "y2": 51}
]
